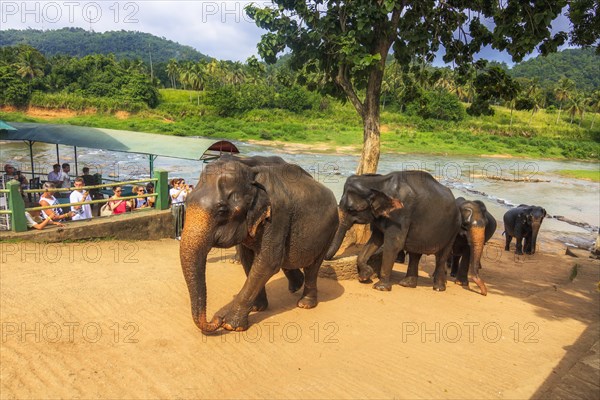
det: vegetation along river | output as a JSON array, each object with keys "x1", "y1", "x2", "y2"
[{"x1": 2, "y1": 140, "x2": 598, "y2": 249}]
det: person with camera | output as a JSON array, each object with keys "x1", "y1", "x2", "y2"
[{"x1": 69, "y1": 177, "x2": 92, "y2": 221}]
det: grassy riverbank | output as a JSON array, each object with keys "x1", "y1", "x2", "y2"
[
  {"x1": 556, "y1": 170, "x2": 600, "y2": 182},
  {"x1": 1, "y1": 89, "x2": 599, "y2": 160}
]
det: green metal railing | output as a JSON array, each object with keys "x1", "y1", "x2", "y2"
[{"x1": 1, "y1": 170, "x2": 169, "y2": 233}]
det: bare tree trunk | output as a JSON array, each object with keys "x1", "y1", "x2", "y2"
[
  {"x1": 556, "y1": 105, "x2": 562, "y2": 124},
  {"x1": 591, "y1": 113, "x2": 597, "y2": 130}
]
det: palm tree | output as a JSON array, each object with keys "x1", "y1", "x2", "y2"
[
  {"x1": 588, "y1": 91, "x2": 600, "y2": 130},
  {"x1": 166, "y1": 59, "x2": 179, "y2": 89},
  {"x1": 554, "y1": 77, "x2": 575, "y2": 124},
  {"x1": 14, "y1": 46, "x2": 45, "y2": 93},
  {"x1": 567, "y1": 94, "x2": 585, "y2": 125},
  {"x1": 189, "y1": 63, "x2": 206, "y2": 105}
]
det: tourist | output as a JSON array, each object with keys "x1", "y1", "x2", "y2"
[
  {"x1": 47, "y1": 164, "x2": 64, "y2": 187},
  {"x1": 25, "y1": 211, "x2": 64, "y2": 230},
  {"x1": 146, "y1": 182, "x2": 156, "y2": 208},
  {"x1": 39, "y1": 182, "x2": 74, "y2": 222},
  {"x1": 69, "y1": 177, "x2": 92, "y2": 221},
  {"x1": 170, "y1": 178, "x2": 189, "y2": 240},
  {"x1": 107, "y1": 186, "x2": 129, "y2": 214},
  {"x1": 3, "y1": 164, "x2": 28, "y2": 193},
  {"x1": 132, "y1": 185, "x2": 148, "y2": 209}
]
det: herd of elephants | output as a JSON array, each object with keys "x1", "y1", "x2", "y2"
[{"x1": 179, "y1": 155, "x2": 547, "y2": 333}]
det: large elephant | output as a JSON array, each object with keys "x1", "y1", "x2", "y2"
[
  {"x1": 449, "y1": 197, "x2": 497, "y2": 295},
  {"x1": 503, "y1": 204, "x2": 547, "y2": 255},
  {"x1": 180, "y1": 156, "x2": 339, "y2": 333},
  {"x1": 325, "y1": 171, "x2": 467, "y2": 292}
]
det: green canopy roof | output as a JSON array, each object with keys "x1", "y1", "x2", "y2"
[
  {"x1": 0, "y1": 122, "x2": 239, "y2": 160},
  {"x1": 0, "y1": 120, "x2": 16, "y2": 131}
]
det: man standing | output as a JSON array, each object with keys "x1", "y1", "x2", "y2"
[
  {"x1": 69, "y1": 177, "x2": 92, "y2": 221},
  {"x1": 61, "y1": 163, "x2": 71, "y2": 190},
  {"x1": 48, "y1": 164, "x2": 64, "y2": 187}
]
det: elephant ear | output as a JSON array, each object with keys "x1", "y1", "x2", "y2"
[
  {"x1": 246, "y1": 181, "x2": 271, "y2": 238},
  {"x1": 369, "y1": 189, "x2": 404, "y2": 218}
]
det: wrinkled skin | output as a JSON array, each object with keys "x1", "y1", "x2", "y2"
[
  {"x1": 449, "y1": 198, "x2": 497, "y2": 296},
  {"x1": 503, "y1": 204, "x2": 546, "y2": 255},
  {"x1": 325, "y1": 171, "x2": 461, "y2": 292},
  {"x1": 180, "y1": 156, "x2": 338, "y2": 333}
]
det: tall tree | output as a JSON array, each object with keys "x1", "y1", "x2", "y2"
[
  {"x1": 555, "y1": 77, "x2": 576, "y2": 124},
  {"x1": 247, "y1": 1, "x2": 570, "y2": 174},
  {"x1": 166, "y1": 59, "x2": 179, "y2": 89},
  {"x1": 14, "y1": 45, "x2": 45, "y2": 93}
]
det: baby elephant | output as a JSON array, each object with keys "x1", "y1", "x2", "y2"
[
  {"x1": 503, "y1": 204, "x2": 547, "y2": 255},
  {"x1": 449, "y1": 198, "x2": 497, "y2": 295}
]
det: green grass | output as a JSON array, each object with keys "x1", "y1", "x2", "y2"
[
  {"x1": 555, "y1": 170, "x2": 600, "y2": 182},
  {"x1": 1, "y1": 89, "x2": 599, "y2": 160}
]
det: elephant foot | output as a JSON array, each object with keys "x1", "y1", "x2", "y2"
[
  {"x1": 222, "y1": 311, "x2": 249, "y2": 332},
  {"x1": 515, "y1": 250, "x2": 523, "y2": 255},
  {"x1": 297, "y1": 296, "x2": 318, "y2": 309},
  {"x1": 286, "y1": 270, "x2": 304, "y2": 293},
  {"x1": 454, "y1": 279, "x2": 469, "y2": 287},
  {"x1": 399, "y1": 276, "x2": 418, "y2": 288},
  {"x1": 373, "y1": 280, "x2": 392, "y2": 291},
  {"x1": 450, "y1": 271, "x2": 457, "y2": 278},
  {"x1": 504, "y1": 246, "x2": 510, "y2": 251},
  {"x1": 358, "y1": 265, "x2": 374, "y2": 283},
  {"x1": 433, "y1": 281, "x2": 447, "y2": 292},
  {"x1": 251, "y1": 298, "x2": 268, "y2": 312}
]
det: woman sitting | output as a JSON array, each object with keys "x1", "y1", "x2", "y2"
[
  {"x1": 131, "y1": 185, "x2": 149, "y2": 210},
  {"x1": 107, "y1": 186, "x2": 130, "y2": 214},
  {"x1": 39, "y1": 182, "x2": 73, "y2": 221}
]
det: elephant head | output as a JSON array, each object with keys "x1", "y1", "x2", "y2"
[
  {"x1": 325, "y1": 175, "x2": 404, "y2": 260},
  {"x1": 180, "y1": 160, "x2": 271, "y2": 333},
  {"x1": 516, "y1": 205, "x2": 546, "y2": 254},
  {"x1": 456, "y1": 198, "x2": 495, "y2": 295}
]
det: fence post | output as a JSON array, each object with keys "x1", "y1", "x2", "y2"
[
  {"x1": 7, "y1": 180, "x2": 27, "y2": 232},
  {"x1": 154, "y1": 170, "x2": 169, "y2": 210}
]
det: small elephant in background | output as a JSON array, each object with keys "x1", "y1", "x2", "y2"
[
  {"x1": 503, "y1": 204, "x2": 547, "y2": 255},
  {"x1": 449, "y1": 197, "x2": 497, "y2": 295}
]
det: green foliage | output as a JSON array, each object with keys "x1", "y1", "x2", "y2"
[
  {"x1": 467, "y1": 99, "x2": 495, "y2": 116},
  {"x1": 515, "y1": 97, "x2": 536, "y2": 111},
  {"x1": 0, "y1": 65, "x2": 30, "y2": 106},
  {"x1": 405, "y1": 90, "x2": 466, "y2": 121},
  {"x1": 30, "y1": 92, "x2": 147, "y2": 113},
  {"x1": 0, "y1": 28, "x2": 210, "y2": 64}
]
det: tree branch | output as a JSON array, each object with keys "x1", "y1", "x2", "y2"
[{"x1": 335, "y1": 64, "x2": 364, "y2": 117}]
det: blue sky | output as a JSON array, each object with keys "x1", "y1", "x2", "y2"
[{"x1": 0, "y1": 1, "x2": 573, "y2": 65}]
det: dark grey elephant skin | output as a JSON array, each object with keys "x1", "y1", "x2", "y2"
[
  {"x1": 503, "y1": 204, "x2": 546, "y2": 255},
  {"x1": 449, "y1": 197, "x2": 497, "y2": 295},
  {"x1": 180, "y1": 156, "x2": 339, "y2": 333},
  {"x1": 325, "y1": 171, "x2": 462, "y2": 292}
]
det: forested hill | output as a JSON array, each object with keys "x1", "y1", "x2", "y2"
[
  {"x1": 0, "y1": 28, "x2": 211, "y2": 63},
  {"x1": 509, "y1": 48, "x2": 599, "y2": 91}
]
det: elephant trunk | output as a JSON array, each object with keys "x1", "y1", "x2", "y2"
[
  {"x1": 468, "y1": 226, "x2": 488, "y2": 296},
  {"x1": 180, "y1": 206, "x2": 223, "y2": 333},
  {"x1": 325, "y1": 210, "x2": 352, "y2": 260},
  {"x1": 530, "y1": 221, "x2": 542, "y2": 254}
]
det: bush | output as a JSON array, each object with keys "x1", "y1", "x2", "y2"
[
  {"x1": 0, "y1": 66, "x2": 30, "y2": 106},
  {"x1": 467, "y1": 98, "x2": 495, "y2": 116},
  {"x1": 515, "y1": 96, "x2": 535, "y2": 111},
  {"x1": 275, "y1": 85, "x2": 316, "y2": 112},
  {"x1": 405, "y1": 90, "x2": 466, "y2": 121}
]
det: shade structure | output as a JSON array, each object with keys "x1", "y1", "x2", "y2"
[
  {"x1": 0, "y1": 120, "x2": 16, "y2": 131},
  {"x1": 1, "y1": 122, "x2": 239, "y2": 161}
]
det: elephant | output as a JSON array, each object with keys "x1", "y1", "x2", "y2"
[
  {"x1": 180, "y1": 155, "x2": 339, "y2": 333},
  {"x1": 448, "y1": 197, "x2": 497, "y2": 295},
  {"x1": 503, "y1": 204, "x2": 547, "y2": 255},
  {"x1": 325, "y1": 170, "x2": 476, "y2": 293}
]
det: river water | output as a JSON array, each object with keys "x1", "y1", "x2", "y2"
[{"x1": 2, "y1": 140, "x2": 598, "y2": 247}]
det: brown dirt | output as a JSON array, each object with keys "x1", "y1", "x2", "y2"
[
  {"x1": 114, "y1": 111, "x2": 130, "y2": 120},
  {"x1": 1, "y1": 235, "x2": 598, "y2": 399},
  {"x1": 24, "y1": 107, "x2": 78, "y2": 119}
]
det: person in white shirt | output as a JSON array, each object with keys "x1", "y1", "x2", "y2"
[
  {"x1": 39, "y1": 182, "x2": 74, "y2": 221},
  {"x1": 61, "y1": 163, "x2": 71, "y2": 191},
  {"x1": 69, "y1": 177, "x2": 92, "y2": 221},
  {"x1": 48, "y1": 164, "x2": 63, "y2": 186},
  {"x1": 169, "y1": 178, "x2": 190, "y2": 240}
]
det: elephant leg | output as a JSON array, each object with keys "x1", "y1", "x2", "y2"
[
  {"x1": 374, "y1": 229, "x2": 408, "y2": 291},
  {"x1": 396, "y1": 250, "x2": 406, "y2": 264},
  {"x1": 297, "y1": 261, "x2": 320, "y2": 309},
  {"x1": 283, "y1": 268, "x2": 304, "y2": 293},
  {"x1": 399, "y1": 252, "x2": 422, "y2": 288},
  {"x1": 524, "y1": 235, "x2": 533, "y2": 254},
  {"x1": 449, "y1": 255, "x2": 460, "y2": 277},
  {"x1": 223, "y1": 251, "x2": 282, "y2": 331},
  {"x1": 357, "y1": 229, "x2": 384, "y2": 283},
  {"x1": 239, "y1": 246, "x2": 268, "y2": 312},
  {"x1": 432, "y1": 244, "x2": 453, "y2": 292},
  {"x1": 455, "y1": 251, "x2": 470, "y2": 286},
  {"x1": 515, "y1": 237, "x2": 524, "y2": 255},
  {"x1": 505, "y1": 234, "x2": 512, "y2": 251}
]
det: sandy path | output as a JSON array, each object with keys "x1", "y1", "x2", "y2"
[{"x1": 1, "y1": 237, "x2": 598, "y2": 399}]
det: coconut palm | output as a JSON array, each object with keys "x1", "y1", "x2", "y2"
[
  {"x1": 166, "y1": 59, "x2": 179, "y2": 89},
  {"x1": 554, "y1": 77, "x2": 575, "y2": 124},
  {"x1": 567, "y1": 94, "x2": 586, "y2": 125},
  {"x1": 14, "y1": 46, "x2": 45, "y2": 93},
  {"x1": 588, "y1": 90, "x2": 600, "y2": 130}
]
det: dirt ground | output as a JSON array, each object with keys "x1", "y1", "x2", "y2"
[{"x1": 1, "y1": 233, "x2": 599, "y2": 399}]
